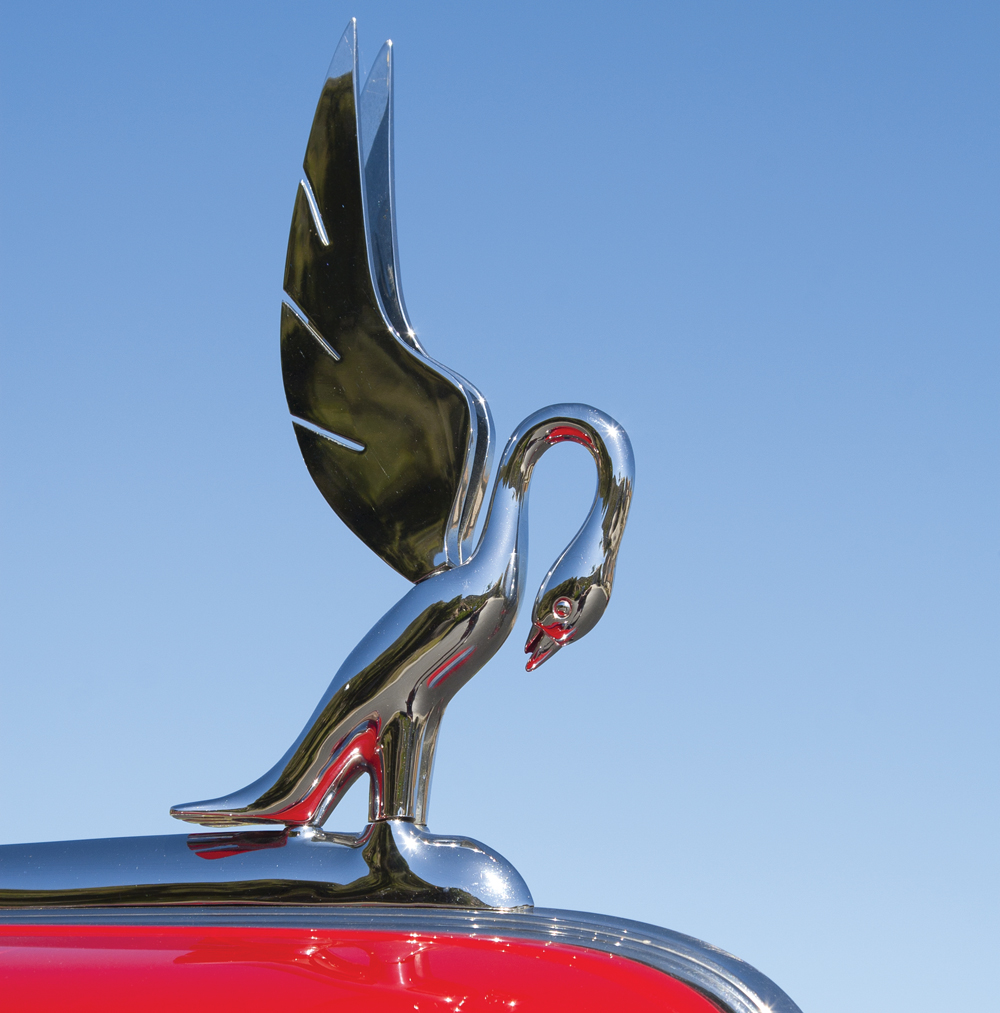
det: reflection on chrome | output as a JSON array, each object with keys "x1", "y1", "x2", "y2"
[
  {"x1": 0, "y1": 825, "x2": 532, "y2": 911},
  {"x1": 170, "y1": 20, "x2": 634, "y2": 835}
]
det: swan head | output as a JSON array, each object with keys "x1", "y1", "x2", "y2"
[
  {"x1": 511, "y1": 404, "x2": 634, "y2": 672},
  {"x1": 524, "y1": 576, "x2": 610, "y2": 671}
]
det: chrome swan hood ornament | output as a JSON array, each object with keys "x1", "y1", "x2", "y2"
[
  {"x1": 0, "y1": 19, "x2": 632, "y2": 914},
  {"x1": 0, "y1": 28, "x2": 804, "y2": 1010},
  {"x1": 171, "y1": 20, "x2": 634, "y2": 837}
]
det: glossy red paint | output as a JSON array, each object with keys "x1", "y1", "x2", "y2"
[{"x1": 0, "y1": 924, "x2": 718, "y2": 1012}]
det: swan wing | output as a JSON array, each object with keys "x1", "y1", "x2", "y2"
[{"x1": 281, "y1": 22, "x2": 492, "y2": 582}]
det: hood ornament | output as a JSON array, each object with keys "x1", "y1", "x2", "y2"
[
  {"x1": 172, "y1": 22, "x2": 634, "y2": 841},
  {"x1": 0, "y1": 19, "x2": 632, "y2": 912}
]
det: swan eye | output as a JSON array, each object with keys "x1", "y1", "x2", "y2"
[{"x1": 552, "y1": 597, "x2": 573, "y2": 620}]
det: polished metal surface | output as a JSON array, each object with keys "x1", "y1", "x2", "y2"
[
  {"x1": 171, "y1": 403, "x2": 633, "y2": 829},
  {"x1": 169, "y1": 14, "x2": 634, "y2": 842},
  {"x1": 0, "y1": 825, "x2": 531, "y2": 911},
  {"x1": 0, "y1": 904, "x2": 802, "y2": 1013},
  {"x1": 280, "y1": 20, "x2": 492, "y2": 583}
]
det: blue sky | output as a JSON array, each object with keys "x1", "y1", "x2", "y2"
[{"x1": 1, "y1": 3, "x2": 997, "y2": 1011}]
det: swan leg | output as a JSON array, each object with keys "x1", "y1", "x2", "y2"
[{"x1": 170, "y1": 721, "x2": 384, "y2": 828}]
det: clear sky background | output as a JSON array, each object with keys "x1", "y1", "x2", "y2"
[{"x1": 1, "y1": 3, "x2": 997, "y2": 1010}]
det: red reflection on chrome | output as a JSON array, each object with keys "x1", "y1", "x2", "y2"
[
  {"x1": 187, "y1": 830, "x2": 288, "y2": 861},
  {"x1": 524, "y1": 626, "x2": 556, "y2": 671},
  {"x1": 533, "y1": 618, "x2": 574, "y2": 644},
  {"x1": 0, "y1": 925, "x2": 722, "y2": 1012},
  {"x1": 525, "y1": 650, "x2": 551, "y2": 672},
  {"x1": 267, "y1": 720, "x2": 382, "y2": 826},
  {"x1": 546, "y1": 425, "x2": 593, "y2": 446},
  {"x1": 425, "y1": 645, "x2": 476, "y2": 690}
]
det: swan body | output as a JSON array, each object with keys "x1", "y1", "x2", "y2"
[{"x1": 170, "y1": 24, "x2": 634, "y2": 832}]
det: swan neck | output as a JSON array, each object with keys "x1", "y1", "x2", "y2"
[{"x1": 472, "y1": 403, "x2": 632, "y2": 569}]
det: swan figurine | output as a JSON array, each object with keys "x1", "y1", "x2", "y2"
[{"x1": 171, "y1": 21, "x2": 634, "y2": 833}]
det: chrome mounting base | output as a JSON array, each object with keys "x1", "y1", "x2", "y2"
[{"x1": 0, "y1": 822, "x2": 532, "y2": 911}]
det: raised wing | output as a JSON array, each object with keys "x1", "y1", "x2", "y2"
[{"x1": 281, "y1": 21, "x2": 492, "y2": 582}]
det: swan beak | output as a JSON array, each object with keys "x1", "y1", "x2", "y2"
[{"x1": 524, "y1": 625, "x2": 564, "y2": 671}]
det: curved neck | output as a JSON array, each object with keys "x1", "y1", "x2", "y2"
[{"x1": 470, "y1": 404, "x2": 634, "y2": 595}]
